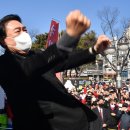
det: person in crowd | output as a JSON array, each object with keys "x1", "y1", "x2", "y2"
[
  {"x1": 0, "y1": 85, "x2": 6, "y2": 113},
  {"x1": 0, "y1": 10, "x2": 111, "y2": 130},
  {"x1": 89, "y1": 95, "x2": 109, "y2": 130},
  {"x1": 86, "y1": 91, "x2": 93, "y2": 107},
  {"x1": 91, "y1": 101, "x2": 97, "y2": 109},
  {"x1": 107, "y1": 99, "x2": 120, "y2": 130},
  {"x1": 119, "y1": 103, "x2": 130, "y2": 130},
  {"x1": 64, "y1": 79, "x2": 75, "y2": 91},
  {"x1": 124, "y1": 98, "x2": 130, "y2": 107},
  {"x1": 0, "y1": 85, "x2": 8, "y2": 129}
]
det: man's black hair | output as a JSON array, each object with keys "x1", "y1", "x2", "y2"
[
  {"x1": 0, "y1": 14, "x2": 22, "y2": 46},
  {"x1": 97, "y1": 95, "x2": 104, "y2": 102},
  {"x1": 0, "y1": 14, "x2": 21, "y2": 24},
  {"x1": 122, "y1": 103, "x2": 128, "y2": 108}
]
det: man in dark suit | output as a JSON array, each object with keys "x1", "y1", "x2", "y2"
[
  {"x1": 89, "y1": 96, "x2": 109, "y2": 130},
  {"x1": 0, "y1": 10, "x2": 111, "y2": 130}
]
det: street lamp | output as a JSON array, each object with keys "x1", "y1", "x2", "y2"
[{"x1": 103, "y1": 35, "x2": 130, "y2": 100}]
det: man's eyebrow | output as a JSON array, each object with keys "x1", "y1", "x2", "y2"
[
  {"x1": 22, "y1": 26, "x2": 27, "y2": 29},
  {"x1": 14, "y1": 26, "x2": 27, "y2": 30}
]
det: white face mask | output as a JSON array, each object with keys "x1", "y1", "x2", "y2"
[
  {"x1": 14, "y1": 32, "x2": 32, "y2": 52},
  {"x1": 110, "y1": 104, "x2": 115, "y2": 108}
]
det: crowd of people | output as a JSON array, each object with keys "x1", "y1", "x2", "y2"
[{"x1": 65, "y1": 79, "x2": 130, "y2": 130}]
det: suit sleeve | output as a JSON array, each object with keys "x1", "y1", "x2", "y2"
[{"x1": 52, "y1": 48, "x2": 96, "y2": 73}]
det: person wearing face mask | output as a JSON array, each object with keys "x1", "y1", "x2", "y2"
[
  {"x1": 107, "y1": 99, "x2": 120, "y2": 130},
  {"x1": 7, "y1": 31, "x2": 32, "y2": 52},
  {"x1": 0, "y1": 10, "x2": 111, "y2": 130}
]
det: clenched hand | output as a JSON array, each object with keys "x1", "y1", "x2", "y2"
[{"x1": 66, "y1": 10, "x2": 91, "y2": 37}]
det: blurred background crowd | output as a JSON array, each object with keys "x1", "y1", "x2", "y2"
[{"x1": 64, "y1": 79, "x2": 130, "y2": 130}]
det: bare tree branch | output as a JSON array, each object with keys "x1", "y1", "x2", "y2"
[{"x1": 98, "y1": 7, "x2": 120, "y2": 39}]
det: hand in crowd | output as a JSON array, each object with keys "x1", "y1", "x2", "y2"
[
  {"x1": 102, "y1": 123, "x2": 107, "y2": 128},
  {"x1": 94, "y1": 35, "x2": 111, "y2": 54},
  {"x1": 66, "y1": 10, "x2": 91, "y2": 37},
  {"x1": 111, "y1": 113, "x2": 116, "y2": 116},
  {"x1": 119, "y1": 107, "x2": 127, "y2": 112}
]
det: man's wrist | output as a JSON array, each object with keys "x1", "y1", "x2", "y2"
[
  {"x1": 56, "y1": 31, "x2": 80, "y2": 52},
  {"x1": 89, "y1": 47, "x2": 98, "y2": 55}
]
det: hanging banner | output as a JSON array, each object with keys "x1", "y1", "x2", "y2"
[{"x1": 46, "y1": 20, "x2": 59, "y2": 48}]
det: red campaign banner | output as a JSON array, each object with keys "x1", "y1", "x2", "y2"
[
  {"x1": 46, "y1": 20, "x2": 59, "y2": 48},
  {"x1": 46, "y1": 19, "x2": 62, "y2": 82}
]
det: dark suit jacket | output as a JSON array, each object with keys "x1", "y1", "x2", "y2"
[
  {"x1": 120, "y1": 112, "x2": 130, "y2": 130},
  {"x1": 0, "y1": 44, "x2": 97, "y2": 130},
  {"x1": 89, "y1": 107, "x2": 109, "y2": 130}
]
